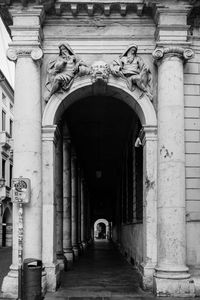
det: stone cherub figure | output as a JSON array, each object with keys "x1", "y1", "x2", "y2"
[
  {"x1": 45, "y1": 43, "x2": 89, "y2": 102},
  {"x1": 110, "y1": 44, "x2": 152, "y2": 100}
]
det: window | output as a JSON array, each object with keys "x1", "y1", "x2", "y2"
[
  {"x1": 2, "y1": 110, "x2": 6, "y2": 131},
  {"x1": 2, "y1": 159, "x2": 6, "y2": 179},
  {"x1": 10, "y1": 119, "x2": 13, "y2": 137},
  {"x1": 10, "y1": 103, "x2": 13, "y2": 113},
  {"x1": 2, "y1": 93, "x2": 6, "y2": 106},
  {"x1": 9, "y1": 164, "x2": 13, "y2": 187}
]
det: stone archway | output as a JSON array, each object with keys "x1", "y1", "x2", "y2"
[
  {"x1": 42, "y1": 75, "x2": 157, "y2": 291},
  {"x1": 2, "y1": 207, "x2": 12, "y2": 247},
  {"x1": 94, "y1": 218, "x2": 110, "y2": 240}
]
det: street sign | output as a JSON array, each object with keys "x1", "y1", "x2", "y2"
[{"x1": 12, "y1": 177, "x2": 31, "y2": 204}]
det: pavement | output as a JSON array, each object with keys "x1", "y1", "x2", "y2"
[
  {"x1": 0, "y1": 244, "x2": 199, "y2": 300},
  {"x1": 44, "y1": 240, "x2": 200, "y2": 300},
  {"x1": 0, "y1": 246, "x2": 12, "y2": 299}
]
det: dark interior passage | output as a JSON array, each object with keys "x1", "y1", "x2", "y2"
[
  {"x1": 64, "y1": 95, "x2": 141, "y2": 225},
  {"x1": 45, "y1": 240, "x2": 147, "y2": 299}
]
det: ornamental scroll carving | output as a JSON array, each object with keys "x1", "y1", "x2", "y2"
[{"x1": 45, "y1": 43, "x2": 153, "y2": 102}]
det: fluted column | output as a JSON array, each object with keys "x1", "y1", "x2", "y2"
[
  {"x1": 71, "y1": 147, "x2": 79, "y2": 258},
  {"x1": 63, "y1": 125, "x2": 73, "y2": 267},
  {"x1": 55, "y1": 135, "x2": 65, "y2": 270},
  {"x1": 153, "y1": 47, "x2": 194, "y2": 296},
  {"x1": 2, "y1": 45, "x2": 43, "y2": 297}
]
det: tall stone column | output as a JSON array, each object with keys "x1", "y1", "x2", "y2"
[
  {"x1": 153, "y1": 47, "x2": 194, "y2": 296},
  {"x1": 71, "y1": 146, "x2": 79, "y2": 258},
  {"x1": 55, "y1": 135, "x2": 65, "y2": 270},
  {"x1": 77, "y1": 166, "x2": 82, "y2": 252},
  {"x1": 63, "y1": 124, "x2": 74, "y2": 266},
  {"x1": 138, "y1": 126, "x2": 157, "y2": 289},
  {"x1": 42, "y1": 126, "x2": 60, "y2": 291},
  {"x1": 81, "y1": 178, "x2": 87, "y2": 250},
  {"x1": 1, "y1": 9, "x2": 44, "y2": 297}
]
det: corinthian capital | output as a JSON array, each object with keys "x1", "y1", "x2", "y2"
[
  {"x1": 7, "y1": 47, "x2": 43, "y2": 62},
  {"x1": 152, "y1": 47, "x2": 194, "y2": 62}
]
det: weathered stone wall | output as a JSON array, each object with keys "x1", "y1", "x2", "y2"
[
  {"x1": 120, "y1": 224, "x2": 143, "y2": 266},
  {"x1": 185, "y1": 33, "x2": 200, "y2": 273}
]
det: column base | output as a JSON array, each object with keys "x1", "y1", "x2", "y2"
[
  {"x1": 56, "y1": 253, "x2": 66, "y2": 271},
  {"x1": 154, "y1": 266, "x2": 195, "y2": 297},
  {"x1": 81, "y1": 241, "x2": 87, "y2": 251},
  {"x1": 44, "y1": 262, "x2": 61, "y2": 292},
  {"x1": 1, "y1": 264, "x2": 18, "y2": 298},
  {"x1": 78, "y1": 242, "x2": 83, "y2": 254},
  {"x1": 139, "y1": 262, "x2": 156, "y2": 290},
  {"x1": 64, "y1": 249, "x2": 74, "y2": 269},
  {"x1": 73, "y1": 245, "x2": 80, "y2": 260}
]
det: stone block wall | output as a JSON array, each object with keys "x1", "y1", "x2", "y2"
[{"x1": 184, "y1": 50, "x2": 200, "y2": 272}]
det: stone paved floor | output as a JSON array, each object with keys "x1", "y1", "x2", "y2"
[
  {"x1": 0, "y1": 243, "x2": 198, "y2": 300},
  {"x1": 0, "y1": 247, "x2": 12, "y2": 299},
  {"x1": 44, "y1": 240, "x2": 199, "y2": 300}
]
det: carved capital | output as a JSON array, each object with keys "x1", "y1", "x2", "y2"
[
  {"x1": 153, "y1": 47, "x2": 194, "y2": 63},
  {"x1": 7, "y1": 47, "x2": 43, "y2": 62}
]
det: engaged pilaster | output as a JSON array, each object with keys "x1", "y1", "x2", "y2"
[
  {"x1": 42, "y1": 125, "x2": 61, "y2": 292},
  {"x1": 55, "y1": 134, "x2": 65, "y2": 270},
  {"x1": 63, "y1": 124, "x2": 74, "y2": 267},
  {"x1": 153, "y1": 46, "x2": 195, "y2": 297},
  {"x1": 71, "y1": 146, "x2": 80, "y2": 258},
  {"x1": 138, "y1": 125, "x2": 157, "y2": 290}
]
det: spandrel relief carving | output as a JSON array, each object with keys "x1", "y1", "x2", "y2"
[
  {"x1": 45, "y1": 42, "x2": 153, "y2": 102},
  {"x1": 110, "y1": 44, "x2": 152, "y2": 100},
  {"x1": 45, "y1": 43, "x2": 89, "y2": 102}
]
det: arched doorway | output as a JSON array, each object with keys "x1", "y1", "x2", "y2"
[
  {"x1": 42, "y1": 76, "x2": 157, "y2": 291},
  {"x1": 2, "y1": 207, "x2": 12, "y2": 247},
  {"x1": 94, "y1": 219, "x2": 111, "y2": 240}
]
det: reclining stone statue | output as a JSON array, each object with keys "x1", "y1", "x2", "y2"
[
  {"x1": 45, "y1": 43, "x2": 89, "y2": 102},
  {"x1": 110, "y1": 44, "x2": 152, "y2": 100}
]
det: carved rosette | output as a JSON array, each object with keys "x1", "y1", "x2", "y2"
[
  {"x1": 7, "y1": 47, "x2": 43, "y2": 62},
  {"x1": 153, "y1": 46, "x2": 194, "y2": 63}
]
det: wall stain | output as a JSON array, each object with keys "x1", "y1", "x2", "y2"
[
  {"x1": 145, "y1": 176, "x2": 155, "y2": 189},
  {"x1": 160, "y1": 145, "x2": 173, "y2": 158}
]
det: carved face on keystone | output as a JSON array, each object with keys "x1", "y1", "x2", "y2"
[{"x1": 90, "y1": 61, "x2": 110, "y2": 83}]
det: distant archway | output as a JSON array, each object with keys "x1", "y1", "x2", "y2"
[{"x1": 94, "y1": 218, "x2": 111, "y2": 240}]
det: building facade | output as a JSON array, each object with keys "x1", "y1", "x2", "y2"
[
  {"x1": 0, "y1": 69, "x2": 14, "y2": 248},
  {"x1": 1, "y1": 0, "x2": 200, "y2": 297}
]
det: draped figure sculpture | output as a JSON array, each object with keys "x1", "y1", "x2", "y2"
[
  {"x1": 45, "y1": 43, "x2": 89, "y2": 102},
  {"x1": 110, "y1": 44, "x2": 152, "y2": 100}
]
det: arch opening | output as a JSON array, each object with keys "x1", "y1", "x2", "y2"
[
  {"x1": 42, "y1": 78, "x2": 157, "y2": 291},
  {"x1": 2, "y1": 207, "x2": 12, "y2": 247}
]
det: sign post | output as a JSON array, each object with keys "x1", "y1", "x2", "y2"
[{"x1": 12, "y1": 177, "x2": 31, "y2": 300}]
